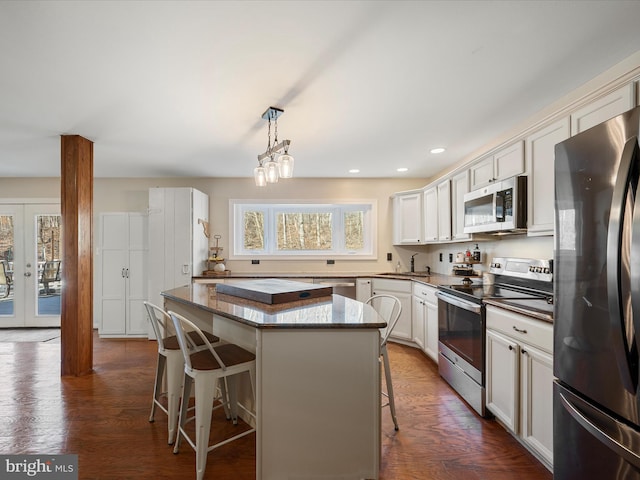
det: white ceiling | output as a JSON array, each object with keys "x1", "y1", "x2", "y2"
[{"x1": 1, "y1": 1, "x2": 640, "y2": 179}]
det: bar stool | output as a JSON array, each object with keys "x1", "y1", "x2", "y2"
[
  {"x1": 168, "y1": 310, "x2": 256, "y2": 480},
  {"x1": 366, "y1": 294, "x2": 402, "y2": 431},
  {"x1": 144, "y1": 301, "x2": 221, "y2": 444}
]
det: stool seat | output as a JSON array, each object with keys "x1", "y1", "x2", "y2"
[{"x1": 190, "y1": 343, "x2": 256, "y2": 370}]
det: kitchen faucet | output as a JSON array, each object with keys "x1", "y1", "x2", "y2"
[{"x1": 410, "y1": 253, "x2": 418, "y2": 272}]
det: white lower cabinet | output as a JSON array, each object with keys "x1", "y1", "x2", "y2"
[
  {"x1": 371, "y1": 278, "x2": 412, "y2": 342},
  {"x1": 486, "y1": 305, "x2": 553, "y2": 470},
  {"x1": 412, "y1": 282, "x2": 438, "y2": 362}
]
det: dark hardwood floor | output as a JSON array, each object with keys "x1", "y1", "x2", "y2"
[{"x1": 0, "y1": 332, "x2": 551, "y2": 479}]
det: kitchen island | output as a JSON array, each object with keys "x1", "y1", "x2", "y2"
[{"x1": 162, "y1": 282, "x2": 386, "y2": 480}]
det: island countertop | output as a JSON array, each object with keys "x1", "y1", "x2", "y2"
[{"x1": 161, "y1": 282, "x2": 386, "y2": 329}]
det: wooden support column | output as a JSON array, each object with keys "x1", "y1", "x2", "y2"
[{"x1": 60, "y1": 135, "x2": 94, "y2": 376}]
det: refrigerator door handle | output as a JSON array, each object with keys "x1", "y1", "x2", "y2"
[
  {"x1": 559, "y1": 388, "x2": 640, "y2": 469},
  {"x1": 606, "y1": 136, "x2": 640, "y2": 393},
  {"x1": 630, "y1": 138, "x2": 640, "y2": 391}
]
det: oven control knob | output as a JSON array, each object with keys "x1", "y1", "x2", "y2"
[
  {"x1": 529, "y1": 266, "x2": 535, "y2": 272},
  {"x1": 543, "y1": 267, "x2": 550, "y2": 274}
]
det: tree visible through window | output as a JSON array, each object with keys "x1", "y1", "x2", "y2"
[
  {"x1": 243, "y1": 211, "x2": 264, "y2": 250},
  {"x1": 232, "y1": 201, "x2": 375, "y2": 258},
  {"x1": 277, "y1": 213, "x2": 332, "y2": 251}
]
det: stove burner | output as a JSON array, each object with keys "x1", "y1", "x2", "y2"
[{"x1": 439, "y1": 282, "x2": 553, "y2": 303}]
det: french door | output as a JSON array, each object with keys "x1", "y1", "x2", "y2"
[{"x1": 0, "y1": 203, "x2": 62, "y2": 327}]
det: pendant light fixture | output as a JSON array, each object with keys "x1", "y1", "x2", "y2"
[{"x1": 254, "y1": 106, "x2": 295, "y2": 186}]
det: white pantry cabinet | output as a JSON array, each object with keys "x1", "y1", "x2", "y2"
[
  {"x1": 148, "y1": 187, "x2": 209, "y2": 310},
  {"x1": 371, "y1": 278, "x2": 412, "y2": 342},
  {"x1": 97, "y1": 212, "x2": 148, "y2": 338},
  {"x1": 570, "y1": 83, "x2": 635, "y2": 134},
  {"x1": 486, "y1": 305, "x2": 553, "y2": 470},
  {"x1": 412, "y1": 282, "x2": 438, "y2": 362},
  {"x1": 469, "y1": 141, "x2": 525, "y2": 190},
  {"x1": 525, "y1": 117, "x2": 571, "y2": 236},
  {"x1": 392, "y1": 190, "x2": 423, "y2": 245}
]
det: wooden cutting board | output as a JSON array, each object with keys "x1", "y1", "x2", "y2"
[{"x1": 216, "y1": 278, "x2": 333, "y2": 305}]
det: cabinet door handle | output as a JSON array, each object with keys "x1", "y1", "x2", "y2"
[
  {"x1": 521, "y1": 349, "x2": 528, "y2": 355},
  {"x1": 121, "y1": 268, "x2": 125, "y2": 278},
  {"x1": 508, "y1": 345, "x2": 513, "y2": 351},
  {"x1": 126, "y1": 268, "x2": 129, "y2": 278},
  {"x1": 512, "y1": 326, "x2": 527, "y2": 334}
]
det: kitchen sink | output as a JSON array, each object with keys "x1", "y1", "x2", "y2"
[{"x1": 380, "y1": 272, "x2": 431, "y2": 277}]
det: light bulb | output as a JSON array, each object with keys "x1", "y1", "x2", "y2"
[
  {"x1": 265, "y1": 159, "x2": 279, "y2": 183},
  {"x1": 278, "y1": 154, "x2": 294, "y2": 178},
  {"x1": 254, "y1": 166, "x2": 266, "y2": 187}
]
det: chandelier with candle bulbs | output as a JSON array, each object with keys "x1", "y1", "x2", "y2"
[{"x1": 254, "y1": 106, "x2": 295, "y2": 186}]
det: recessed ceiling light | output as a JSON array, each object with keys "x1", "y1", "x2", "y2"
[
  {"x1": 397, "y1": 167, "x2": 408, "y2": 172},
  {"x1": 430, "y1": 147, "x2": 446, "y2": 154},
  {"x1": 349, "y1": 169, "x2": 360, "y2": 174}
]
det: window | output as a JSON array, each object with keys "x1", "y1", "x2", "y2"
[{"x1": 230, "y1": 200, "x2": 376, "y2": 259}]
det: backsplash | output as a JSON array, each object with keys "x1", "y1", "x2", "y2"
[{"x1": 397, "y1": 235, "x2": 554, "y2": 276}]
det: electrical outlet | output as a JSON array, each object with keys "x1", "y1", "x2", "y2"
[
  {"x1": 448, "y1": 253, "x2": 453, "y2": 263},
  {"x1": 387, "y1": 252, "x2": 392, "y2": 261},
  {"x1": 251, "y1": 259, "x2": 260, "y2": 265},
  {"x1": 327, "y1": 259, "x2": 335, "y2": 265},
  {"x1": 439, "y1": 253, "x2": 443, "y2": 262}
]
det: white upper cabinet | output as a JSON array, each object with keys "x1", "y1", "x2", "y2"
[
  {"x1": 392, "y1": 191, "x2": 423, "y2": 245},
  {"x1": 450, "y1": 170, "x2": 470, "y2": 241},
  {"x1": 437, "y1": 180, "x2": 451, "y2": 242},
  {"x1": 525, "y1": 117, "x2": 570, "y2": 236},
  {"x1": 571, "y1": 83, "x2": 635, "y2": 134},
  {"x1": 423, "y1": 186, "x2": 438, "y2": 243},
  {"x1": 470, "y1": 141, "x2": 524, "y2": 190}
]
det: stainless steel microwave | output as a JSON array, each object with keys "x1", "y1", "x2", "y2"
[{"x1": 463, "y1": 175, "x2": 527, "y2": 234}]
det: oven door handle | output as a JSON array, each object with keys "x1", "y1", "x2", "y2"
[{"x1": 435, "y1": 291, "x2": 482, "y2": 314}]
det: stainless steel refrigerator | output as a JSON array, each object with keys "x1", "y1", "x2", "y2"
[{"x1": 554, "y1": 105, "x2": 640, "y2": 479}]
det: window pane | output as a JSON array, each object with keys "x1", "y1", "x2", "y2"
[
  {"x1": 0, "y1": 215, "x2": 15, "y2": 314},
  {"x1": 344, "y1": 211, "x2": 364, "y2": 250},
  {"x1": 243, "y1": 211, "x2": 264, "y2": 250},
  {"x1": 37, "y1": 215, "x2": 62, "y2": 316},
  {"x1": 277, "y1": 212, "x2": 332, "y2": 250}
]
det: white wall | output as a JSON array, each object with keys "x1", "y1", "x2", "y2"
[{"x1": 0, "y1": 176, "x2": 426, "y2": 275}]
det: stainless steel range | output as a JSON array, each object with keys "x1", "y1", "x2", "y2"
[{"x1": 435, "y1": 257, "x2": 553, "y2": 417}]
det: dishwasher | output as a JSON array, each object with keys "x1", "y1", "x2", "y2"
[{"x1": 313, "y1": 278, "x2": 357, "y2": 299}]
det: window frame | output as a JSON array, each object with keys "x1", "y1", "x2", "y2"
[{"x1": 229, "y1": 199, "x2": 377, "y2": 260}]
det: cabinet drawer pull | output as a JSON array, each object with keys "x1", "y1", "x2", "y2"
[{"x1": 512, "y1": 325, "x2": 527, "y2": 334}]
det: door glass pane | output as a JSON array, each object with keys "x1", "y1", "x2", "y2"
[
  {"x1": 0, "y1": 215, "x2": 15, "y2": 315},
  {"x1": 36, "y1": 214, "x2": 62, "y2": 316}
]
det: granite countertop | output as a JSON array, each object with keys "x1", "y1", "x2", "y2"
[
  {"x1": 190, "y1": 272, "x2": 552, "y2": 321},
  {"x1": 162, "y1": 283, "x2": 387, "y2": 330},
  {"x1": 193, "y1": 271, "x2": 481, "y2": 288}
]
